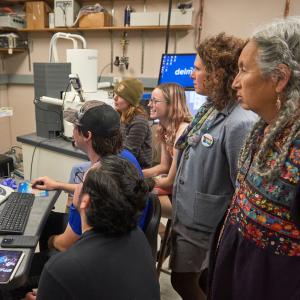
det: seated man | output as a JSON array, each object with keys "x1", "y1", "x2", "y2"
[
  {"x1": 25, "y1": 156, "x2": 160, "y2": 300},
  {"x1": 32, "y1": 101, "x2": 149, "y2": 252}
]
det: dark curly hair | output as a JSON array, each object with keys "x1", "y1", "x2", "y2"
[
  {"x1": 77, "y1": 126, "x2": 123, "y2": 157},
  {"x1": 197, "y1": 32, "x2": 245, "y2": 110},
  {"x1": 81, "y1": 155, "x2": 155, "y2": 236}
]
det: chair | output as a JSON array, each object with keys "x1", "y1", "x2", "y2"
[
  {"x1": 144, "y1": 193, "x2": 161, "y2": 260},
  {"x1": 156, "y1": 218, "x2": 172, "y2": 277}
]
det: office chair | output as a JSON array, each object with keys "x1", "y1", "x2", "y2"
[{"x1": 144, "y1": 193, "x2": 161, "y2": 260}]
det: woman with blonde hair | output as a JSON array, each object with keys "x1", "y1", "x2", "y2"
[
  {"x1": 143, "y1": 83, "x2": 192, "y2": 214},
  {"x1": 209, "y1": 18, "x2": 300, "y2": 300},
  {"x1": 114, "y1": 78, "x2": 152, "y2": 168}
]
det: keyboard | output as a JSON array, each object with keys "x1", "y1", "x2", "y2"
[{"x1": 0, "y1": 192, "x2": 34, "y2": 235}]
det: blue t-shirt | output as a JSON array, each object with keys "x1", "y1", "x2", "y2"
[{"x1": 68, "y1": 150, "x2": 150, "y2": 236}]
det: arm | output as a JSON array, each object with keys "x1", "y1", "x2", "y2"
[
  {"x1": 123, "y1": 117, "x2": 150, "y2": 158},
  {"x1": 143, "y1": 142, "x2": 171, "y2": 178},
  {"x1": 48, "y1": 224, "x2": 80, "y2": 252},
  {"x1": 155, "y1": 149, "x2": 178, "y2": 189},
  {"x1": 154, "y1": 123, "x2": 188, "y2": 188},
  {"x1": 225, "y1": 120, "x2": 255, "y2": 186},
  {"x1": 31, "y1": 176, "x2": 77, "y2": 193}
]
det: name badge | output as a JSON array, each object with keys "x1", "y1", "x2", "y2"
[{"x1": 201, "y1": 133, "x2": 214, "y2": 147}]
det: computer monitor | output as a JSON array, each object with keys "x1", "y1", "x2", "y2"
[
  {"x1": 158, "y1": 53, "x2": 196, "y2": 89},
  {"x1": 185, "y1": 91, "x2": 207, "y2": 116}
]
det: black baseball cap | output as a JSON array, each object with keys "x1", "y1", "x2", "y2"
[{"x1": 64, "y1": 100, "x2": 120, "y2": 137}]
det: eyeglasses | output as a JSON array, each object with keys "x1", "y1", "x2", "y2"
[{"x1": 149, "y1": 98, "x2": 168, "y2": 105}]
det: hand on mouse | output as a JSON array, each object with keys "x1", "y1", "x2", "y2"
[{"x1": 31, "y1": 176, "x2": 59, "y2": 191}]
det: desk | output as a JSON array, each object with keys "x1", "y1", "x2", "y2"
[
  {"x1": 0, "y1": 189, "x2": 60, "y2": 289},
  {"x1": 17, "y1": 133, "x2": 87, "y2": 212}
]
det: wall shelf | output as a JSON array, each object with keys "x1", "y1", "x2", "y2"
[
  {"x1": 1, "y1": 0, "x2": 53, "y2": 5},
  {"x1": 0, "y1": 48, "x2": 26, "y2": 54},
  {"x1": 16, "y1": 25, "x2": 193, "y2": 33}
]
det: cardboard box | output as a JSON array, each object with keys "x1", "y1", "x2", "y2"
[
  {"x1": 26, "y1": 1, "x2": 52, "y2": 29},
  {"x1": 79, "y1": 12, "x2": 112, "y2": 28},
  {"x1": 130, "y1": 12, "x2": 160, "y2": 26},
  {"x1": 160, "y1": 9, "x2": 193, "y2": 26}
]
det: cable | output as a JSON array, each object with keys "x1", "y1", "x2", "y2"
[
  {"x1": 98, "y1": 63, "x2": 112, "y2": 83},
  {"x1": 29, "y1": 139, "x2": 47, "y2": 181},
  {"x1": 11, "y1": 146, "x2": 22, "y2": 150},
  {"x1": 62, "y1": 81, "x2": 71, "y2": 107},
  {"x1": 165, "y1": 0, "x2": 173, "y2": 54},
  {"x1": 74, "y1": 170, "x2": 84, "y2": 183},
  {"x1": 194, "y1": 0, "x2": 204, "y2": 48},
  {"x1": 33, "y1": 81, "x2": 70, "y2": 130},
  {"x1": 29, "y1": 135, "x2": 62, "y2": 181}
]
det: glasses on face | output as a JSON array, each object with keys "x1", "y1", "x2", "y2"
[{"x1": 149, "y1": 98, "x2": 168, "y2": 105}]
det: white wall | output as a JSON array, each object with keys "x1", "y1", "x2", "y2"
[{"x1": 1, "y1": 0, "x2": 300, "y2": 151}]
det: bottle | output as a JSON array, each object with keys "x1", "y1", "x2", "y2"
[{"x1": 124, "y1": 5, "x2": 132, "y2": 27}]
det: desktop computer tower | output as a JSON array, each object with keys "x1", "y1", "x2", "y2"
[{"x1": 33, "y1": 63, "x2": 71, "y2": 138}]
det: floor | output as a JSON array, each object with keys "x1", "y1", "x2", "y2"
[
  {"x1": 159, "y1": 269, "x2": 181, "y2": 300},
  {"x1": 157, "y1": 218, "x2": 181, "y2": 300}
]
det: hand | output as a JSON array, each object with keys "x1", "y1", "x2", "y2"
[
  {"x1": 22, "y1": 291, "x2": 37, "y2": 300},
  {"x1": 31, "y1": 176, "x2": 59, "y2": 191}
]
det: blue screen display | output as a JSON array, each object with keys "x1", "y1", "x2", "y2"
[{"x1": 158, "y1": 53, "x2": 196, "y2": 89}]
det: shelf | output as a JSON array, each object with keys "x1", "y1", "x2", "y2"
[
  {"x1": 1, "y1": 0, "x2": 154, "y2": 5},
  {"x1": 17, "y1": 25, "x2": 193, "y2": 32},
  {"x1": 0, "y1": 48, "x2": 27, "y2": 54},
  {"x1": 1, "y1": 0, "x2": 53, "y2": 5}
]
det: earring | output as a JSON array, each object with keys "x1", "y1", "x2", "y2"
[{"x1": 276, "y1": 95, "x2": 281, "y2": 111}]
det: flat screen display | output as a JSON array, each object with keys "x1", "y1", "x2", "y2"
[
  {"x1": 0, "y1": 250, "x2": 24, "y2": 284},
  {"x1": 185, "y1": 91, "x2": 207, "y2": 116},
  {"x1": 158, "y1": 53, "x2": 196, "y2": 89}
]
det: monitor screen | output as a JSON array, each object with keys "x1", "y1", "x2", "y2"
[
  {"x1": 158, "y1": 53, "x2": 196, "y2": 89},
  {"x1": 185, "y1": 91, "x2": 207, "y2": 116}
]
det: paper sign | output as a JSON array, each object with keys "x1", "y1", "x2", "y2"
[{"x1": 0, "y1": 107, "x2": 13, "y2": 118}]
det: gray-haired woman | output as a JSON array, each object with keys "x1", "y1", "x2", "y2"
[{"x1": 209, "y1": 17, "x2": 300, "y2": 300}]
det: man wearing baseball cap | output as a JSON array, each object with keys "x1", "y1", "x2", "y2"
[{"x1": 32, "y1": 100, "x2": 148, "y2": 251}]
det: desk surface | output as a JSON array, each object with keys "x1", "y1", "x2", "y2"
[
  {"x1": 0, "y1": 189, "x2": 60, "y2": 289},
  {"x1": 17, "y1": 133, "x2": 88, "y2": 160}
]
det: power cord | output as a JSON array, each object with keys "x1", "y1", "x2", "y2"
[
  {"x1": 29, "y1": 139, "x2": 47, "y2": 181},
  {"x1": 98, "y1": 63, "x2": 112, "y2": 83}
]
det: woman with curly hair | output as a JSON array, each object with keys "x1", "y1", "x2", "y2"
[
  {"x1": 114, "y1": 78, "x2": 152, "y2": 168},
  {"x1": 143, "y1": 83, "x2": 192, "y2": 215},
  {"x1": 170, "y1": 33, "x2": 257, "y2": 299},
  {"x1": 209, "y1": 18, "x2": 300, "y2": 300}
]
